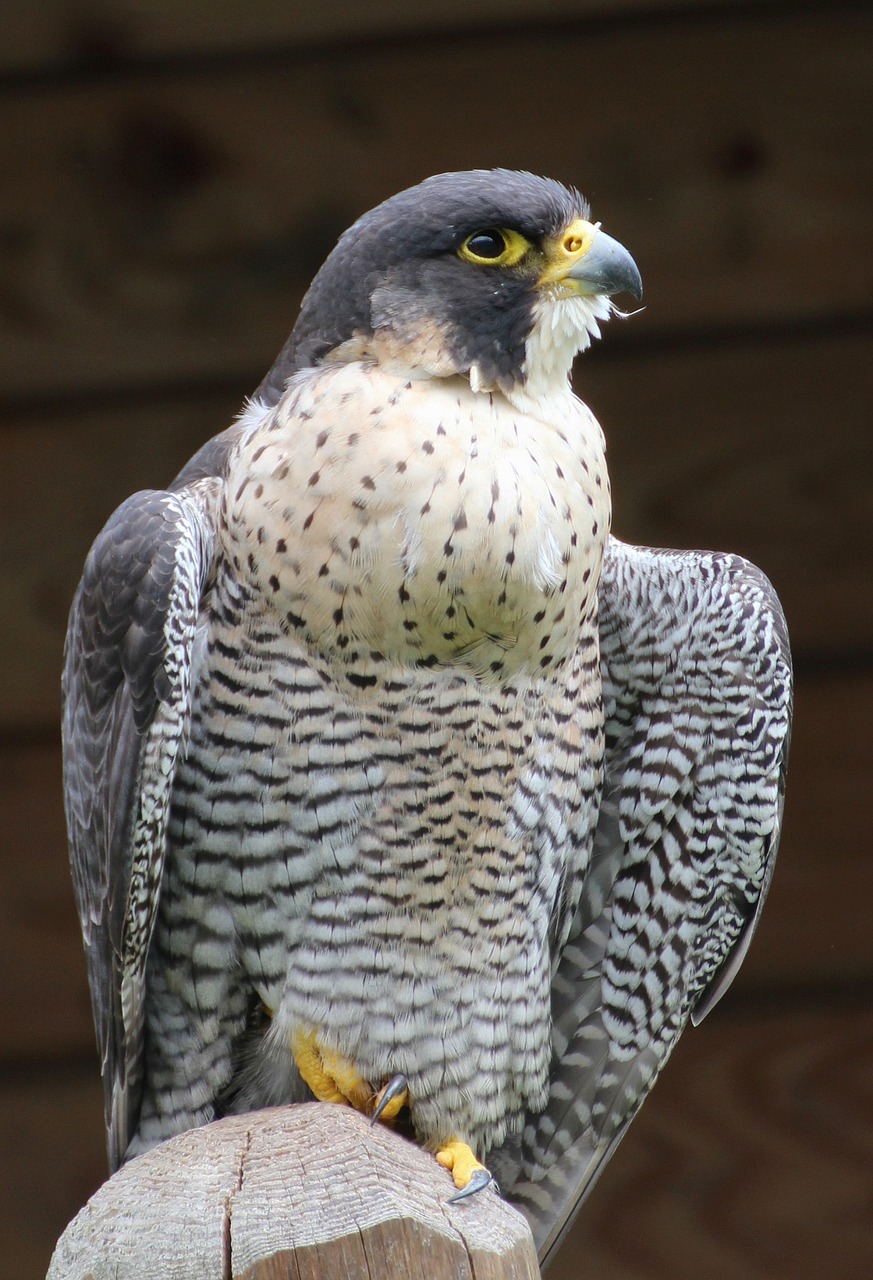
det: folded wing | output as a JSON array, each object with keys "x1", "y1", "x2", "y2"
[
  {"x1": 502, "y1": 539, "x2": 793, "y2": 1267},
  {"x1": 62, "y1": 486, "x2": 216, "y2": 1169}
]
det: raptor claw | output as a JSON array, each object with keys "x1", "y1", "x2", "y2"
[
  {"x1": 371, "y1": 1072, "x2": 410, "y2": 1125},
  {"x1": 447, "y1": 1168, "x2": 494, "y2": 1202}
]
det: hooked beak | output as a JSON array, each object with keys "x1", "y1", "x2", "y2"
[{"x1": 541, "y1": 219, "x2": 642, "y2": 301}]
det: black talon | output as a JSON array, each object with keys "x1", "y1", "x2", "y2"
[
  {"x1": 446, "y1": 1168, "x2": 494, "y2": 1202},
  {"x1": 371, "y1": 1072, "x2": 409, "y2": 1125}
]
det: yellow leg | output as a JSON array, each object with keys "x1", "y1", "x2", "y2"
[
  {"x1": 434, "y1": 1139, "x2": 489, "y2": 1191},
  {"x1": 290, "y1": 1028, "x2": 372, "y2": 1112}
]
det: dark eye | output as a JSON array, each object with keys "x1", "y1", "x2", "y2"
[
  {"x1": 458, "y1": 227, "x2": 531, "y2": 267},
  {"x1": 464, "y1": 230, "x2": 506, "y2": 260}
]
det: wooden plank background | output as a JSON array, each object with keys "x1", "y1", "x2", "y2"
[
  {"x1": 2, "y1": 0, "x2": 786, "y2": 73},
  {"x1": 1, "y1": 2, "x2": 871, "y2": 1276}
]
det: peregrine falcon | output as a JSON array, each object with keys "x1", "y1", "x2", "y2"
[{"x1": 63, "y1": 170, "x2": 792, "y2": 1265}]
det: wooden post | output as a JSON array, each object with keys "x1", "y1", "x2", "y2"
[{"x1": 47, "y1": 1102, "x2": 540, "y2": 1280}]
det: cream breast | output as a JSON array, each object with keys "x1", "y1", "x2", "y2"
[{"x1": 224, "y1": 362, "x2": 611, "y2": 681}]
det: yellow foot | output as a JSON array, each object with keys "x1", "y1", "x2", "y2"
[
  {"x1": 435, "y1": 1140, "x2": 493, "y2": 1199},
  {"x1": 290, "y1": 1028, "x2": 372, "y2": 1113}
]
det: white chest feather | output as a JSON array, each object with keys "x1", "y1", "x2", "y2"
[{"x1": 224, "y1": 363, "x2": 610, "y2": 680}]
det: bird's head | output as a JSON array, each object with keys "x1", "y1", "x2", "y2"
[{"x1": 258, "y1": 169, "x2": 641, "y2": 405}]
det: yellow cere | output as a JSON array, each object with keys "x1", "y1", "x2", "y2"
[{"x1": 540, "y1": 217, "x2": 598, "y2": 284}]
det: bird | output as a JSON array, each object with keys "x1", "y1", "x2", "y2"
[{"x1": 62, "y1": 169, "x2": 792, "y2": 1266}]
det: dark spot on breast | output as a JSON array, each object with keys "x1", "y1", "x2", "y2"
[
  {"x1": 443, "y1": 540, "x2": 454, "y2": 557},
  {"x1": 446, "y1": 605, "x2": 456, "y2": 619},
  {"x1": 398, "y1": 584, "x2": 410, "y2": 603},
  {"x1": 422, "y1": 440, "x2": 435, "y2": 455},
  {"x1": 269, "y1": 574, "x2": 280, "y2": 592},
  {"x1": 570, "y1": 532, "x2": 577, "y2": 547},
  {"x1": 257, "y1": 526, "x2": 266, "y2": 544},
  {"x1": 396, "y1": 460, "x2": 407, "y2": 473},
  {"x1": 454, "y1": 511, "x2": 468, "y2": 531},
  {"x1": 286, "y1": 610, "x2": 305, "y2": 629},
  {"x1": 437, "y1": 424, "x2": 447, "y2": 436},
  {"x1": 592, "y1": 520, "x2": 599, "y2": 536},
  {"x1": 539, "y1": 633, "x2": 551, "y2": 649},
  {"x1": 318, "y1": 563, "x2": 329, "y2": 577},
  {"x1": 348, "y1": 672, "x2": 378, "y2": 690},
  {"x1": 251, "y1": 444, "x2": 268, "y2": 462},
  {"x1": 403, "y1": 620, "x2": 418, "y2": 632},
  {"x1": 276, "y1": 465, "x2": 289, "y2": 481},
  {"x1": 315, "y1": 430, "x2": 329, "y2": 449},
  {"x1": 349, "y1": 535, "x2": 360, "y2": 551},
  {"x1": 582, "y1": 567, "x2": 591, "y2": 583},
  {"x1": 303, "y1": 511, "x2": 316, "y2": 531},
  {"x1": 276, "y1": 538, "x2": 287, "y2": 554},
  {"x1": 421, "y1": 501, "x2": 431, "y2": 515},
  {"x1": 361, "y1": 475, "x2": 376, "y2": 491},
  {"x1": 333, "y1": 607, "x2": 344, "y2": 625},
  {"x1": 505, "y1": 550, "x2": 516, "y2": 566},
  {"x1": 436, "y1": 570, "x2": 447, "y2": 584},
  {"x1": 348, "y1": 432, "x2": 360, "y2": 447},
  {"x1": 235, "y1": 477, "x2": 250, "y2": 502}
]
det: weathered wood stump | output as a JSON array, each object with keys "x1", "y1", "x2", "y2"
[{"x1": 47, "y1": 1102, "x2": 540, "y2": 1279}]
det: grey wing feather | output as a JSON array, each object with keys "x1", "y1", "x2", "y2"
[
  {"x1": 62, "y1": 486, "x2": 216, "y2": 1170},
  {"x1": 503, "y1": 538, "x2": 793, "y2": 1268}
]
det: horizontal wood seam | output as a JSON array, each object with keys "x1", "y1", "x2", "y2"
[{"x1": 0, "y1": 0, "x2": 865, "y2": 97}]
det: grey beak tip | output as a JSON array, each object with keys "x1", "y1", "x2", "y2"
[{"x1": 572, "y1": 229, "x2": 642, "y2": 301}]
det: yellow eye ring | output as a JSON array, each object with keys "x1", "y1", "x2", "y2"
[{"x1": 458, "y1": 227, "x2": 531, "y2": 267}]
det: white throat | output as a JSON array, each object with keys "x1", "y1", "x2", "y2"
[{"x1": 505, "y1": 292, "x2": 615, "y2": 414}]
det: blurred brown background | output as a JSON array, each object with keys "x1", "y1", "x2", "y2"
[{"x1": 1, "y1": 2, "x2": 871, "y2": 1277}]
